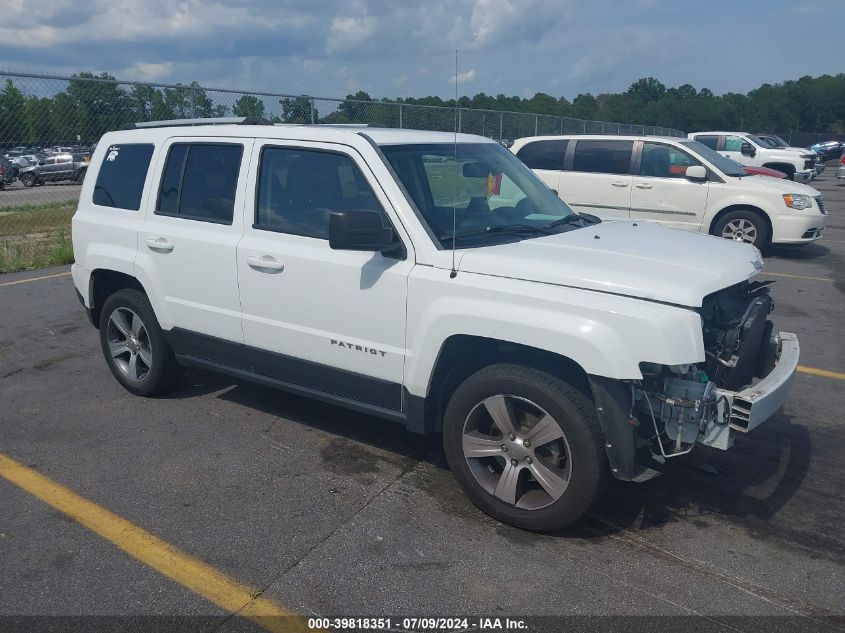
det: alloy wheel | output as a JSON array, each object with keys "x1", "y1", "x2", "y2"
[
  {"x1": 106, "y1": 307, "x2": 152, "y2": 383},
  {"x1": 461, "y1": 394, "x2": 572, "y2": 510},
  {"x1": 722, "y1": 218, "x2": 758, "y2": 243}
]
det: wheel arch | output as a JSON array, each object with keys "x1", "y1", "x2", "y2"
[
  {"x1": 88, "y1": 268, "x2": 147, "y2": 328},
  {"x1": 709, "y1": 204, "x2": 773, "y2": 241},
  {"x1": 415, "y1": 335, "x2": 592, "y2": 435},
  {"x1": 418, "y1": 335, "x2": 650, "y2": 482}
]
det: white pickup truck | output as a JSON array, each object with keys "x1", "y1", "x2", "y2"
[
  {"x1": 687, "y1": 131, "x2": 817, "y2": 183},
  {"x1": 71, "y1": 119, "x2": 799, "y2": 531}
]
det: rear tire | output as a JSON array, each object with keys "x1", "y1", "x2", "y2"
[
  {"x1": 712, "y1": 209, "x2": 770, "y2": 248},
  {"x1": 98, "y1": 289, "x2": 185, "y2": 396},
  {"x1": 443, "y1": 364, "x2": 608, "y2": 531}
]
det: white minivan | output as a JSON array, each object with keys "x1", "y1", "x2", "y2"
[{"x1": 511, "y1": 135, "x2": 827, "y2": 248}]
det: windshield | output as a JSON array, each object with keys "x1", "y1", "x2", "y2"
[
  {"x1": 680, "y1": 140, "x2": 746, "y2": 177},
  {"x1": 766, "y1": 135, "x2": 789, "y2": 147},
  {"x1": 745, "y1": 134, "x2": 769, "y2": 148},
  {"x1": 380, "y1": 142, "x2": 576, "y2": 248}
]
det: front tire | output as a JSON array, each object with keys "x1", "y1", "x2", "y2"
[
  {"x1": 21, "y1": 173, "x2": 35, "y2": 187},
  {"x1": 713, "y1": 209, "x2": 770, "y2": 248},
  {"x1": 443, "y1": 364, "x2": 608, "y2": 531},
  {"x1": 99, "y1": 289, "x2": 185, "y2": 396}
]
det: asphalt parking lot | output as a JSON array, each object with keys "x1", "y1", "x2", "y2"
[
  {"x1": 1, "y1": 166, "x2": 843, "y2": 632},
  {"x1": 0, "y1": 181, "x2": 81, "y2": 209}
]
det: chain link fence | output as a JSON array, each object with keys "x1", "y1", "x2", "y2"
[{"x1": 0, "y1": 70, "x2": 684, "y2": 272}]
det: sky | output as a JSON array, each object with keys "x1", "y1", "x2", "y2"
[{"x1": 0, "y1": 0, "x2": 841, "y2": 101}]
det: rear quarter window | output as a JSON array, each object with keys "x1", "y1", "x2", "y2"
[
  {"x1": 515, "y1": 140, "x2": 568, "y2": 171},
  {"x1": 695, "y1": 136, "x2": 719, "y2": 150},
  {"x1": 92, "y1": 144, "x2": 155, "y2": 211}
]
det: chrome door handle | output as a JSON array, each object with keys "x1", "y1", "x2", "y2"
[
  {"x1": 635, "y1": 183, "x2": 654, "y2": 189},
  {"x1": 146, "y1": 238, "x2": 174, "y2": 253},
  {"x1": 247, "y1": 255, "x2": 284, "y2": 272},
  {"x1": 611, "y1": 181, "x2": 629, "y2": 187}
]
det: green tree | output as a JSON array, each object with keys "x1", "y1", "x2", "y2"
[
  {"x1": 232, "y1": 95, "x2": 266, "y2": 118},
  {"x1": 54, "y1": 72, "x2": 134, "y2": 141},
  {"x1": 0, "y1": 79, "x2": 26, "y2": 143},
  {"x1": 129, "y1": 84, "x2": 172, "y2": 122},
  {"x1": 280, "y1": 96, "x2": 317, "y2": 124}
]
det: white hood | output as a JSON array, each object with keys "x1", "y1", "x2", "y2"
[
  {"x1": 741, "y1": 175, "x2": 820, "y2": 197},
  {"x1": 454, "y1": 222, "x2": 763, "y2": 307}
]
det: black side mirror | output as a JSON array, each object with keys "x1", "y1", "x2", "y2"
[
  {"x1": 329, "y1": 210, "x2": 403, "y2": 256},
  {"x1": 740, "y1": 142, "x2": 756, "y2": 157}
]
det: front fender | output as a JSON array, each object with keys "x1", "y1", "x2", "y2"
[
  {"x1": 707, "y1": 195, "x2": 778, "y2": 230},
  {"x1": 404, "y1": 267, "x2": 704, "y2": 398}
]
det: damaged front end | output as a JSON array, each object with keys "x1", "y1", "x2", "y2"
[{"x1": 590, "y1": 281, "x2": 799, "y2": 482}]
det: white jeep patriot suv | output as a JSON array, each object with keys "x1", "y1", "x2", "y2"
[{"x1": 72, "y1": 118, "x2": 799, "y2": 531}]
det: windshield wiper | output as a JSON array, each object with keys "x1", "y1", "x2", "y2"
[
  {"x1": 543, "y1": 212, "x2": 600, "y2": 230},
  {"x1": 439, "y1": 223, "x2": 551, "y2": 243}
]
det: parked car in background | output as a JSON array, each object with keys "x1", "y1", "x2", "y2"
[
  {"x1": 809, "y1": 140, "x2": 843, "y2": 160},
  {"x1": 756, "y1": 134, "x2": 791, "y2": 148},
  {"x1": 0, "y1": 155, "x2": 19, "y2": 189},
  {"x1": 512, "y1": 134, "x2": 826, "y2": 248},
  {"x1": 756, "y1": 134, "x2": 824, "y2": 175},
  {"x1": 18, "y1": 153, "x2": 88, "y2": 187},
  {"x1": 688, "y1": 131, "x2": 816, "y2": 182}
]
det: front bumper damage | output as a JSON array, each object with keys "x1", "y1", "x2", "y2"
[
  {"x1": 590, "y1": 330, "x2": 799, "y2": 482},
  {"x1": 680, "y1": 331, "x2": 799, "y2": 452}
]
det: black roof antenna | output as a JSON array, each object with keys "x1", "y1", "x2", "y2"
[{"x1": 450, "y1": 49, "x2": 459, "y2": 279}]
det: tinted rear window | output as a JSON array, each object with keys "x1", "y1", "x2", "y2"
[
  {"x1": 515, "y1": 140, "x2": 567, "y2": 171},
  {"x1": 156, "y1": 143, "x2": 243, "y2": 224},
  {"x1": 571, "y1": 140, "x2": 633, "y2": 175},
  {"x1": 696, "y1": 135, "x2": 719, "y2": 150},
  {"x1": 92, "y1": 144, "x2": 154, "y2": 210}
]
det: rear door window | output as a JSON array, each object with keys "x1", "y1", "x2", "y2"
[
  {"x1": 572, "y1": 140, "x2": 633, "y2": 175},
  {"x1": 92, "y1": 144, "x2": 154, "y2": 210},
  {"x1": 696, "y1": 136, "x2": 719, "y2": 150},
  {"x1": 515, "y1": 140, "x2": 567, "y2": 171},
  {"x1": 156, "y1": 143, "x2": 243, "y2": 224}
]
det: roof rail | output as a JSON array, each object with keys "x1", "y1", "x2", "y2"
[{"x1": 124, "y1": 116, "x2": 274, "y2": 130}]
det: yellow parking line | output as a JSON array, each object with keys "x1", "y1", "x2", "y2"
[
  {"x1": 0, "y1": 271, "x2": 71, "y2": 287},
  {"x1": 762, "y1": 272, "x2": 834, "y2": 282},
  {"x1": 0, "y1": 453, "x2": 312, "y2": 633},
  {"x1": 797, "y1": 365, "x2": 845, "y2": 381}
]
